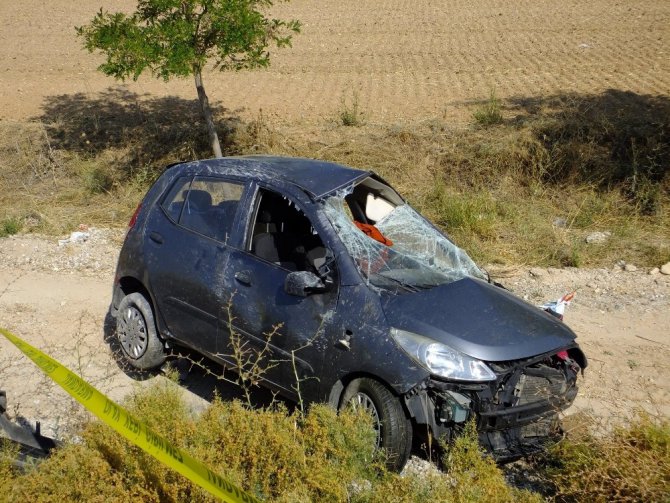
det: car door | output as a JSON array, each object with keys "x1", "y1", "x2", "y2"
[
  {"x1": 143, "y1": 175, "x2": 246, "y2": 356},
  {"x1": 220, "y1": 185, "x2": 339, "y2": 399}
]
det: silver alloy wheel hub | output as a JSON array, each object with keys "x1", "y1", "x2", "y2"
[
  {"x1": 349, "y1": 392, "x2": 381, "y2": 447},
  {"x1": 118, "y1": 306, "x2": 148, "y2": 359}
]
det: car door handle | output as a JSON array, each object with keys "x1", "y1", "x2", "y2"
[
  {"x1": 234, "y1": 270, "x2": 252, "y2": 286},
  {"x1": 149, "y1": 231, "x2": 163, "y2": 244}
]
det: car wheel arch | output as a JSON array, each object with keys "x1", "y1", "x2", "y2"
[
  {"x1": 329, "y1": 372, "x2": 409, "y2": 413},
  {"x1": 118, "y1": 276, "x2": 150, "y2": 299}
]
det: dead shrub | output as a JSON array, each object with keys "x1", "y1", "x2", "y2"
[{"x1": 540, "y1": 413, "x2": 669, "y2": 503}]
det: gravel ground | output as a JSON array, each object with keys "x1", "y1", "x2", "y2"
[
  {"x1": 493, "y1": 264, "x2": 670, "y2": 314},
  {"x1": 2, "y1": 229, "x2": 668, "y2": 313},
  {"x1": 0, "y1": 228, "x2": 124, "y2": 278}
]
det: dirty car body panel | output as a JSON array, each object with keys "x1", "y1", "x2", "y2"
[{"x1": 111, "y1": 155, "x2": 587, "y2": 470}]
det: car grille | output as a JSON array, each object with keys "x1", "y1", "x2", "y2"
[
  {"x1": 469, "y1": 352, "x2": 582, "y2": 461},
  {"x1": 515, "y1": 365, "x2": 568, "y2": 405}
]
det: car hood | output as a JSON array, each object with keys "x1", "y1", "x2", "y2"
[{"x1": 381, "y1": 277, "x2": 577, "y2": 362}]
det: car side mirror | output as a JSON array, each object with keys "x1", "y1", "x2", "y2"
[{"x1": 284, "y1": 271, "x2": 328, "y2": 297}]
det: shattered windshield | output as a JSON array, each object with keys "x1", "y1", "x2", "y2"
[{"x1": 324, "y1": 186, "x2": 486, "y2": 292}]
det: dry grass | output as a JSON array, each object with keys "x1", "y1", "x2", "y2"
[
  {"x1": 0, "y1": 90, "x2": 668, "y2": 268},
  {"x1": 539, "y1": 413, "x2": 670, "y2": 502},
  {"x1": 0, "y1": 121, "x2": 145, "y2": 234}
]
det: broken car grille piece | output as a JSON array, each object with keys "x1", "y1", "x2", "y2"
[{"x1": 515, "y1": 365, "x2": 569, "y2": 406}]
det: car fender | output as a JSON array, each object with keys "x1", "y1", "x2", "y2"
[{"x1": 318, "y1": 285, "x2": 431, "y2": 407}]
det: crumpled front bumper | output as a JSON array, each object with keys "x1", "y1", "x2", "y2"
[{"x1": 404, "y1": 347, "x2": 586, "y2": 461}]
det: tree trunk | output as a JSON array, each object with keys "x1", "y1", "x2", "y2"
[{"x1": 194, "y1": 68, "x2": 222, "y2": 158}]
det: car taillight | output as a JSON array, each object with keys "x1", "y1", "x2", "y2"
[{"x1": 128, "y1": 203, "x2": 142, "y2": 229}]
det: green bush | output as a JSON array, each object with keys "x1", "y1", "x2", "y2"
[
  {"x1": 443, "y1": 421, "x2": 542, "y2": 503},
  {"x1": 7, "y1": 383, "x2": 665, "y2": 502},
  {"x1": 1, "y1": 381, "x2": 379, "y2": 502},
  {"x1": 0, "y1": 440, "x2": 19, "y2": 483},
  {"x1": 338, "y1": 91, "x2": 365, "y2": 127},
  {"x1": 473, "y1": 92, "x2": 504, "y2": 127},
  {"x1": 82, "y1": 164, "x2": 114, "y2": 194},
  {"x1": 0, "y1": 217, "x2": 21, "y2": 237}
]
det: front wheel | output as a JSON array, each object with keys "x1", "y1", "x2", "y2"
[
  {"x1": 115, "y1": 292, "x2": 166, "y2": 370},
  {"x1": 341, "y1": 377, "x2": 412, "y2": 471}
]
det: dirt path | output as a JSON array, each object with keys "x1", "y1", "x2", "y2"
[
  {"x1": 503, "y1": 266, "x2": 670, "y2": 427},
  {"x1": 0, "y1": 270, "x2": 124, "y2": 437},
  {"x1": 0, "y1": 231, "x2": 668, "y2": 440}
]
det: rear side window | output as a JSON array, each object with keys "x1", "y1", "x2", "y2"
[
  {"x1": 161, "y1": 176, "x2": 244, "y2": 242},
  {"x1": 162, "y1": 177, "x2": 191, "y2": 222}
]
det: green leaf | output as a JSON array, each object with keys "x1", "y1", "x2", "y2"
[{"x1": 76, "y1": 0, "x2": 300, "y2": 81}]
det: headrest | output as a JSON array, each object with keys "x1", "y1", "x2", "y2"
[
  {"x1": 257, "y1": 210, "x2": 274, "y2": 224},
  {"x1": 187, "y1": 190, "x2": 212, "y2": 211},
  {"x1": 365, "y1": 193, "x2": 395, "y2": 222}
]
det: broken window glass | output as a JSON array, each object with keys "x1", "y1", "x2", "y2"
[
  {"x1": 323, "y1": 187, "x2": 486, "y2": 291},
  {"x1": 249, "y1": 189, "x2": 328, "y2": 274}
]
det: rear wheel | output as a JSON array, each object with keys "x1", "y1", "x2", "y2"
[
  {"x1": 116, "y1": 292, "x2": 166, "y2": 370},
  {"x1": 341, "y1": 377, "x2": 412, "y2": 471}
]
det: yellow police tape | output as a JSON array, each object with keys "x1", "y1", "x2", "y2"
[{"x1": 0, "y1": 327, "x2": 261, "y2": 503}]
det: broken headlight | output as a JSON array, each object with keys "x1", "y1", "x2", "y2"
[{"x1": 391, "y1": 328, "x2": 497, "y2": 382}]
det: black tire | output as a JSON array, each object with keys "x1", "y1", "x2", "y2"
[
  {"x1": 115, "y1": 292, "x2": 166, "y2": 370},
  {"x1": 341, "y1": 377, "x2": 412, "y2": 471}
]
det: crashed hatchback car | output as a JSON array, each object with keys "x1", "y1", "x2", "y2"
[{"x1": 111, "y1": 156, "x2": 587, "y2": 470}]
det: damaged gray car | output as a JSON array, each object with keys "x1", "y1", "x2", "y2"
[{"x1": 111, "y1": 155, "x2": 587, "y2": 470}]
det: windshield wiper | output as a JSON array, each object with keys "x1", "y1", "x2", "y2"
[{"x1": 372, "y1": 272, "x2": 421, "y2": 293}]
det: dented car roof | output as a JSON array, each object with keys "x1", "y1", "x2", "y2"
[{"x1": 171, "y1": 155, "x2": 371, "y2": 199}]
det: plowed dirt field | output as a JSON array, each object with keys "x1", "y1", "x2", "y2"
[{"x1": 0, "y1": 0, "x2": 668, "y2": 123}]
